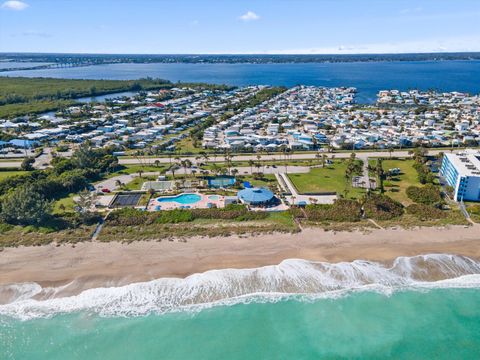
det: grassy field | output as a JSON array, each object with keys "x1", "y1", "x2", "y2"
[
  {"x1": 379, "y1": 159, "x2": 421, "y2": 205},
  {"x1": 0, "y1": 170, "x2": 28, "y2": 180},
  {"x1": 123, "y1": 175, "x2": 156, "y2": 191},
  {"x1": 287, "y1": 160, "x2": 366, "y2": 199},
  {"x1": 0, "y1": 77, "x2": 171, "y2": 118},
  {"x1": 237, "y1": 174, "x2": 277, "y2": 189},
  {"x1": 52, "y1": 193, "x2": 77, "y2": 214}
]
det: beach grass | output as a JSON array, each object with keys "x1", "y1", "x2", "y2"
[
  {"x1": 0, "y1": 225, "x2": 96, "y2": 247},
  {"x1": 98, "y1": 213, "x2": 299, "y2": 242}
]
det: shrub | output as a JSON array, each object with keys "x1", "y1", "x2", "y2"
[
  {"x1": 155, "y1": 209, "x2": 194, "y2": 224},
  {"x1": 303, "y1": 199, "x2": 362, "y2": 222},
  {"x1": 363, "y1": 194, "x2": 404, "y2": 220},
  {"x1": 406, "y1": 204, "x2": 446, "y2": 220},
  {"x1": 468, "y1": 205, "x2": 480, "y2": 216},
  {"x1": 0, "y1": 184, "x2": 52, "y2": 226},
  {"x1": 106, "y1": 205, "x2": 267, "y2": 226},
  {"x1": 406, "y1": 184, "x2": 443, "y2": 206},
  {"x1": 235, "y1": 212, "x2": 268, "y2": 221},
  {"x1": 107, "y1": 208, "x2": 150, "y2": 226},
  {"x1": 0, "y1": 222, "x2": 13, "y2": 233}
]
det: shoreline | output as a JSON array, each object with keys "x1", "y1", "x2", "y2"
[{"x1": 1, "y1": 225, "x2": 479, "y2": 299}]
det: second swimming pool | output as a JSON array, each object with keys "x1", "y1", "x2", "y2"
[{"x1": 156, "y1": 193, "x2": 202, "y2": 204}]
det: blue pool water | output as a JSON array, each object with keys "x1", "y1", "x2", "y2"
[
  {"x1": 208, "y1": 195, "x2": 220, "y2": 201},
  {"x1": 156, "y1": 193, "x2": 201, "y2": 204}
]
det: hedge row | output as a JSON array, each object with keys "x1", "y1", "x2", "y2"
[
  {"x1": 363, "y1": 194, "x2": 404, "y2": 220},
  {"x1": 406, "y1": 184, "x2": 443, "y2": 206},
  {"x1": 106, "y1": 205, "x2": 268, "y2": 226},
  {"x1": 303, "y1": 199, "x2": 362, "y2": 222},
  {"x1": 406, "y1": 204, "x2": 446, "y2": 220}
]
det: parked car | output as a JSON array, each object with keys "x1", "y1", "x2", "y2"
[{"x1": 101, "y1": 188, "x2": 111, "y2": 193}]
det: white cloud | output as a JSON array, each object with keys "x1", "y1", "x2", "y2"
[
  {"x1": 239, "y1": 11, "x2": 260, "y2": 22},
  {"x1": 21, "y1": 31, "x2": 52, "y2": 38},
  {"x1": 228, "y1": 35, "x2": 480, "y2": 55},
  {"x1": 1, "y1": 0, "x2": 29, "y2": 10},
  {"x1": 400, "y1": 6, "x2": 423, "y2": 15}
]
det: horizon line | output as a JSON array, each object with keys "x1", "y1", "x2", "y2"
[{"x1": 1, "y1": 51, "x2": 480, "y2": 57}]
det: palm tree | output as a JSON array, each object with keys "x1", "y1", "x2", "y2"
[
  {"x1": 248, "y1": 159, "x2": 255, "y2": 174},
  {"x1": 169, "y1": 164, "x2": 179, "y2": 179},
  {"x1": 138, "y1": 169, "x2": 144, "y2": 178}
]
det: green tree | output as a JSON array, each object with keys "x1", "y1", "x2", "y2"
[
  {"x1": 21, "y1": 157, "x2": 35, "y2": 171},
  {"x1": 0, "y1": 184, "x2": 51, "y2": 226}
]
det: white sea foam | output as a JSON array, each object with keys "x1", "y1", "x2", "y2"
[{"x1": 1, "y1": 254, "x2": 480, "y2": 320}]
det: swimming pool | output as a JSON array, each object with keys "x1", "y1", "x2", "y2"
[
  {"x1": 208, "y1": 176, "x2": 236, "y2": 188},
  {"x1": 208, "y1": 195, "x2": 220, "y2": 201},
  {"x1": 156, "y1": 193, "x2": 202, "y2": 204}
]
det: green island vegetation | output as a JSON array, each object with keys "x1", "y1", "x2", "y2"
[{"x1": 0, "y1": 77, "x2": 234, "y2": 118}]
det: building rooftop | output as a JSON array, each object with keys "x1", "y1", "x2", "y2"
[
  {"x1": 445, "y1": 150, "x2": 480, "y2": 176},
  {"x1": 237, "y1": 187, "x2": 274, "y2": 204}
]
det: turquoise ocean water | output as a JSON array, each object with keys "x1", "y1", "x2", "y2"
[
  {"x1": 2, "y1": 289, "x2": 480, "y2": 359},
  {"x1": 1, "y1": 255, "x2": 480, "y2": 359}
]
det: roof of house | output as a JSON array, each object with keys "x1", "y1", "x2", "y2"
[{"x1": 237, "y1": 187, "x2": 274, "y2": 203}]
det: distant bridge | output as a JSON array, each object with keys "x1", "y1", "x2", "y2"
[{"x1": 0, "y1": 60, "x2": 107, "y2": 72}]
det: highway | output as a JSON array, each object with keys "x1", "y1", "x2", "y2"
[
  {"x1": 16, "y1": 148, "x2": 449, "y2": 170},
  {"x1": 117, "y1": 149, "x2": 446, "y2": 165}
]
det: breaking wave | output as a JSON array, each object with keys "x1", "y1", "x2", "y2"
[{"x1": 1, "y1": 254, "x2": 480, "y2": 320}]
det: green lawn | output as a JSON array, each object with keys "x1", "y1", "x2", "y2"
[
  {"x1": 237, "y1": 174, "x2": 277, "y2": 190},
  {"x1": 287, "y1": 160, "x2": 366, "y2": 199},
  {"x1": 0, "y1": 170, "x2": 28, "y2": 180},
  {"x1": 123, "y1": 175, "x2": 156, "y2": 191},
  {"x1": 380, "y1": 159, "x2": 422, "y2": 205},
  {"x1": 52, "y1": 193, "x2": 77, "y2": 214}
]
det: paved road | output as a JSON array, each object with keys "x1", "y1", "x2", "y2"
[
  {"x1": 0, "y1": 161, "x2": 22, "y2": 168},
  {"x1": 118, "y1": 149, "x2": 445, "y2": 166},
  {"x1": 33, "y1": 148, "x2": 53, "y2": 169}
]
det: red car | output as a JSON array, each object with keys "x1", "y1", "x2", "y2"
[{"x1": 101, "y1": 188, "x2": 111, "y2": 193}]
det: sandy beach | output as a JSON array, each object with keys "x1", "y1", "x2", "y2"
[{"x1": 1, "y1": 225, "x2": 479, "y2": 298}]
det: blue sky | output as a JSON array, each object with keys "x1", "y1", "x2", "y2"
[{"x1": 0, "y1": 0, "x2": 479, "y2": 54}]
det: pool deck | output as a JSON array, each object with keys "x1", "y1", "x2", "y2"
[{"x1": 147, "y1": 192, "x2": 226, "y2": 211}]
